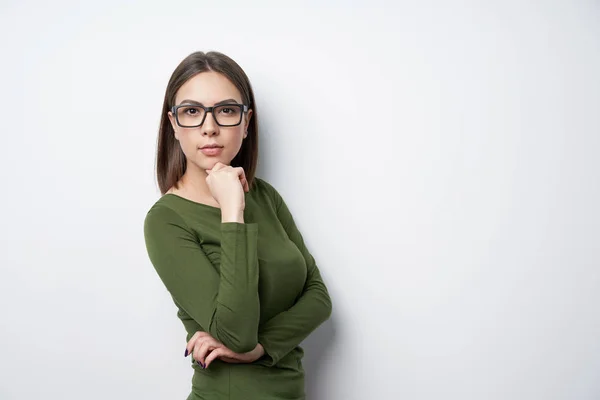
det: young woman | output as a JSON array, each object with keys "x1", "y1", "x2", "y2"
[{"x1": 143, "y1": 51, "x2": 332, "y2": 400}]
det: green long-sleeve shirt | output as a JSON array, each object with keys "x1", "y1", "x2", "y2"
[{"x1": 143, "y1": 177, "x2": 332, "y2": 399}]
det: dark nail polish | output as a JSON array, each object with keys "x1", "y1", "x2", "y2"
[
  {"x1": 184, "y1": 349, "x2": 188, "y2": 357},
  {"x1": 196, "y1": 360, "x2": 204, "y2": 368}
]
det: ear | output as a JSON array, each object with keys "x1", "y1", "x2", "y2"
[
  {"x1": 244, "y1": 108, "x2": 253, "y2": 138},
  {"x1": 168, "y1": 111, "x2": 179, "y2": 140}
]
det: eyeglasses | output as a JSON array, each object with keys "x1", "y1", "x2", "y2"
[{"x1": 171, "y1": 103, "x2": 248, "y2": 128}]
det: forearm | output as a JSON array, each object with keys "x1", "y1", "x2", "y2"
[
  {"x1": 255, "y1": 179, "x2": 333, "y2": 365},
  {"x1": 208, "y1": 222, "x2": 260, "y2": 353},
  {"x1": 258, "y1": 275, "x2": 332, "y2": 366},
  {"x1": 144, "y1": 205, "x2": 260, "y2": 354}
]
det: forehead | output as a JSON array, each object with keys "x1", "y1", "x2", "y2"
[{"x1": 175, "y1": 71, "x2": 242, "y2": 104}]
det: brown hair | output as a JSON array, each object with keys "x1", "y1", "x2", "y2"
[{"x1": 155, "y1": 51, "x2": 259, "y2": 194}]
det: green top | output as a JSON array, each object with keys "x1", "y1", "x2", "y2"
[{"x1": 143, "y1": 177, "x2": 332, "y2": 399}]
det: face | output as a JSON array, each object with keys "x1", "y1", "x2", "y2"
[{"x1": 168, "y1": 71, "x2": 253, "y2": 172}]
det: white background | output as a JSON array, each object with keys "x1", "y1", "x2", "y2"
[{"x1": 1, "y1": 1, "x2": 599, "y2": 399}]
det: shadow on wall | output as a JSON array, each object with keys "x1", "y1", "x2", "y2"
[{"x1": 302, "y1": 316, "x2": 337, "y2": 399}]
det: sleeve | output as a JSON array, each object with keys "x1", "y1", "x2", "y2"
[
  {"x1": 257, "y1": 182, "x2": 333, "y2": 366},
  {"x1": 143, "y1": 204, "x2": 260, "y2": 353}
]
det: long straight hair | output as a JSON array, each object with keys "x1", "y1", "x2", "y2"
[{"x1": 155, "y1": 51, "x2": 259, "y2": 194}]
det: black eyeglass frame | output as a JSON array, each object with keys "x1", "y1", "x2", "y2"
[{"x1": 170, "y1": 103, "x2": 249, "y2": 128}]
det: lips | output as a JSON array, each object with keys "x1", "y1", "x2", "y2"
[
  {"x1": 200, "y1": 146, "x2": 223, "y2": 156},
  {"x1": 201, "y1": 144, "x2": 223, "y2": 149}
]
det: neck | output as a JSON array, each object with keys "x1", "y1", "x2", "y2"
[{"x1": 179, "y1": 161, "x2": 212, "y2": 198}]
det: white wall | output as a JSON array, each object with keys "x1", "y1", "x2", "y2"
[{"x1": 1, "y1": 1, "x2": 599, "y2": 399}]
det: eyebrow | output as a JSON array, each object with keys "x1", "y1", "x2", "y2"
[{"x1": 178, "y1": 98, "x2": 241, "y2": 106}]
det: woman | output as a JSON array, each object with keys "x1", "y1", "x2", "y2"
[{"x1": 143, "y1": 51, "x2": 332, "y2": 400}]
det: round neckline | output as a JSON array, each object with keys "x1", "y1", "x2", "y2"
[{"x1": 163, "y1": 193, "x2": 221, "y2": 211}]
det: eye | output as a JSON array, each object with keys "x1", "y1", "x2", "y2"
[
  {"x1": 180, "y1": 106, "x2": 203, "y2": 117},
  {"x1": 218, "y1": 105, "x2": 242, "y2": 116}
]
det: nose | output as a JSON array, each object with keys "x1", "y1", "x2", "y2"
[{"x1": 201, "y1": 111, "x2": 219, "y2": 136}]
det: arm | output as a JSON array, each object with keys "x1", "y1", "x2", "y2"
[
  {"x1": 143, "y1": 204, "x2": 260, "y2": 353},
  {"x1": 257, "y1": 183, "x2": 333, "y2": 366}
]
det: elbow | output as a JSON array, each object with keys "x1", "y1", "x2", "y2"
[
  {"x1": 320, "y1": 294, "x2": 333, "y2": 322},
  {"x1": 211, "y1": 303, "x2": 260, "y2": 354},
  {"x1": 213, "y1": 324, "x2": 258, "y2": 354},
  {"x1": 226, "y1": 336, "x2": 258, "y2": 354},
  {"x1": 325, "y1": 297, "x2": 333, "y2": 320}
]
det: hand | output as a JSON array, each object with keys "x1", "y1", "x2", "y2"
[
  {"x1": 206, "y1": 162, "x2": 249, "y2": 193},
  {"x1": 205, "y1": 342, "x2": 264, "y2": 368},
  {"x1": 185, "y1": 331, "x2": 265, "y2": 369},
  {"x1": 205, "y1": 162, "x2": 249, "y2": 220}
]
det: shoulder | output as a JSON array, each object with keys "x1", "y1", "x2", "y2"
[
  {"x1": 253, "y1": 176, "x2": 283, "y2": 207},
  {"x1": 144, "y1": 197, "x2": 186, "y2": 232}
]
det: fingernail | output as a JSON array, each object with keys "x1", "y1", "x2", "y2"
[
  {"x1": 196, "y1": 360, "x2": 205, "y2": 368},
  {"x1": 184, "y1": 349, "x2": 188, "y2": 357}
]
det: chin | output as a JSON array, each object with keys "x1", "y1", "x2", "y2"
[{"x1": 202, "y1": 157, "x2": 233, "y2": 168}]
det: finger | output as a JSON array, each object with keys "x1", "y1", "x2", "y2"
[
  {"x1": 193, "y1": 339, "x2": 210, "y2": 367},
  {"x1": 189, "y1": 332, "x2": 216, "y2": 363},
  {"x1": 207, "y1": 162, "x2": 230, "y2": 176},
  {"x1": 211, "y1": 162, "x2": 227, "y2": 172},
  {"x1": 233, "y1": 167, "x2": 245, "y2": 177},
  {"x1": 205, "y1": 347, "x2": 241, "y2": 368},
  {"x1": 188, "y1": 331, "x2": 210, "y2": 349},
  {"x1": 190, "y1": 334, "x2": 208, "y2": 361},
  {"x1": 233, "y1": 167, "x2": 249, "y2": 192},
  {"x1": 185, "y1": 331, "x2": 203, "y2": 357},
  {"x1": 204, "y1": 347, "x2": 227, "y2": 368},
  {"x1": 239, "y1": 173, "x2": 249, "y2": 192},
  {"x1": 194, "y1": 338, "x2": 218, "y2": 368},
  {"x1": 240, "y1": 176, "x2": 249, "y2": 192}
]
